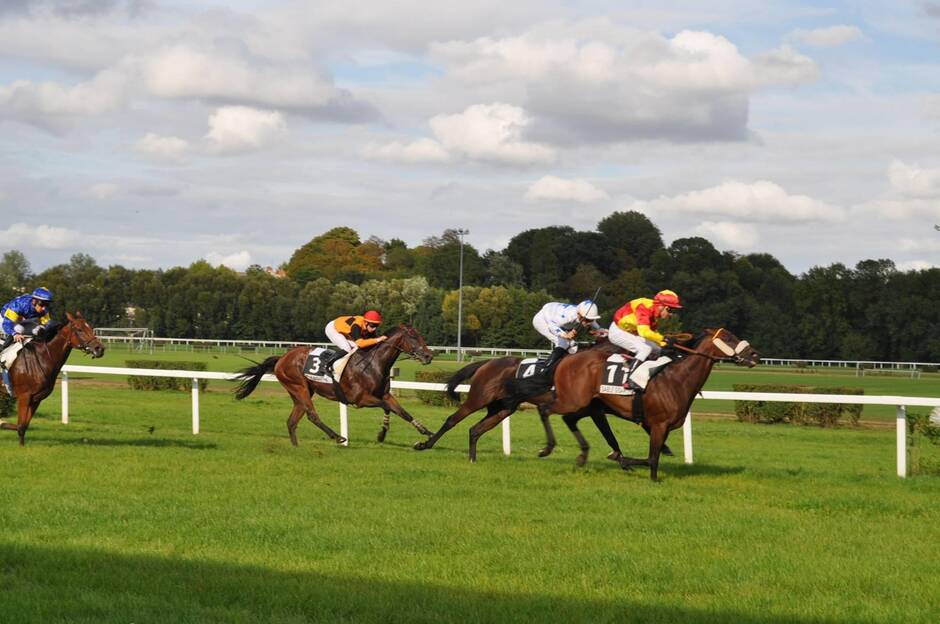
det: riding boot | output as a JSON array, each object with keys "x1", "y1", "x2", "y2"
[
  {"x1": 1, "y1": 366, "x2": 11, "y2": 396},
  {"x1": 542, "y1": 347, "x2": 567, "y2": 374}
]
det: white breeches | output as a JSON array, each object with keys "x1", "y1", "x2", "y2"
[
  {"x1": 608, "y1": 322, "x2": 659, "y2": 361},
  {"x1": 533, "y1": 314, "x2": 576, "y2": 353},
  {"x1": 325, "y1": 322, "x2": 358, "y2": 352}
]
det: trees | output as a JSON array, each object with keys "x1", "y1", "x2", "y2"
[
  {"x1": 285, "y1": 227, "x2": 384, "y2": 283},
  {"x1": 0, "y1": 250, "x2": 33, "y2": 301},
  {"x1": 412, "y1": 229, "x2": 485, "y2": 289},
  {"x1": 597, "y1": 211, "x2": 665, "y2": 272}
]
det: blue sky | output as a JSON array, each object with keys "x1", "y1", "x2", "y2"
[{"x1": 1, "y1": 0, "x2": 938, "y2": 274}]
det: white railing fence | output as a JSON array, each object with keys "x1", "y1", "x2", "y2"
[{"x1": 58, "y1": 365, "x2": 940, "y2": 478}]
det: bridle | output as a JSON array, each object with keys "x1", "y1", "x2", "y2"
[
  {"x1": 669, "y1": 328, "x2": 752, "y2": 364},
  {"x1": 388, "y1": 327, "x2": 430, "y2": 362},
  {"x1": 67, "y1": 320, "x2": 99, "y2": 355}
]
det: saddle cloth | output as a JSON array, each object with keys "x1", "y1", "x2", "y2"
[
  {"x1": 515, "y1": 357, "x2": 550, "y2": 380},
  {"x1": 302, "y1": 348, "x2": 353, "y2": 384},
  {"x1": 599, "y1": 354, "x2": 672, "y2": 395},
  {"x1": 1, "y1": 341, "x2": 25, "y2": 369}
]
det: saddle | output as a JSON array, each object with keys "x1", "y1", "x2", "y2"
[
  {"x1": 1, "y1": 340, "x2": 26, "y2": 369},
  {"x1": 599, "y1": 354, "x2": 672, "y2": 396},
  {"x1": 303, "y1": 347, "x2": 344, "y2": 383},
  {"x1": 514, "y1": 356, "x2": 551, "y2": 380}
]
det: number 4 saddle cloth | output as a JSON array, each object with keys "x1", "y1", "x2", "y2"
[{"x1": 599, "y1": 354, "x2": 672, "y2": 395}]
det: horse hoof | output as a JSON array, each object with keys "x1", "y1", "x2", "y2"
[
  {"x1": 575, "y1": 455, "x2": 587, "y2": 468},
  {"x1": 661, "y1": 445, "x2": 674, "y2": 457},
  {"x1": 606, "y1": 451, "x2": 622, "y2": 462},
  {"x1": 376, "y1": 430, "x2": 388, "y2": 443},
  {"x1": 413, "y1": 441, "x2": 428, "y2": 451},
  {"x1": 336, "y1": 436, "x2": 347, "y2": 445},
  {"x1": 537, "y1": 447, "x2": 554, "y2": 458}
]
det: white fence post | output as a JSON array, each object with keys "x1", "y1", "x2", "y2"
[
  {"x1": 896, "y1": 405, "x2": 907, "y2": 478},
  {"x1": 61, "y1": 371, "x2": 69, "y2": 424},
  {"x1": 502, "y1": 416, "x2": 511, "y2": 456},
  {"x1": 340, "y1": 403, "x2": 349, "y2": 446},
  {"x1": 683, "y1": 410, "x2": 693, "y2": 464},
  {"x1": 192, "y1": 378, "x2": 200, "y2": 435}
]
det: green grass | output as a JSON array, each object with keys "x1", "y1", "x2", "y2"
[{"x1": 2, "y1": 379, "x2": 940, "y2": 623}]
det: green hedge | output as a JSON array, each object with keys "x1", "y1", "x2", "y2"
[
  {"x1": 415, "y1": 370, "x2": 460, "y2": 407},
  {"x1": 733, "y1": 384, "x2": 864, "y2": 427},
  {"x1": 126, "y1": 360, "x2": 209, "y2": 392}
]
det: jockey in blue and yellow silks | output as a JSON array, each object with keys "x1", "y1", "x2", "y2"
[{"x1": 1, "y1": 287, "x2": 54, "y2": 394}]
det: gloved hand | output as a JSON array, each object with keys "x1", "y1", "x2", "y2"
[{"x1": 564, "y1": 329, "x2": 578, "y2": 339}]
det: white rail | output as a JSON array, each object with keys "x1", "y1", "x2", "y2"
[{"x1": 58, "y1": 365, "x2": 940, "y2": 477}]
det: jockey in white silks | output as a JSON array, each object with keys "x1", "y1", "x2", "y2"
[{"x1": 532, "y1": 299, "x2": 604, "y2": 371}]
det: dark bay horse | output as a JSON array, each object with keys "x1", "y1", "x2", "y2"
[
  {"x1": 0, "y1": 312, "x2": 105, "y2": 445},
  {"x1": 414, "y1": 341, "x2": 672, "y2": 464},
  {"x1": 507, "y1": 328, "x2": 759, "y2": 480},
  {"x1": 234, "y1": 324, "x2": 434, "y2": 445}
]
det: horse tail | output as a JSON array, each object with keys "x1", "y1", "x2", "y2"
[
  {"x1": 445, "y1": 360, "x2": 488, "y2": 401},
  {"x1": 233, "y1": 356, "x2": 280, "y2": 400}
]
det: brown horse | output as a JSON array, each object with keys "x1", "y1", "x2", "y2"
[
  {"x1": 414, "y1": 341, "x2": 673, "y2": 463},
  {"x1": 234, "y1": 324, "x2": 434, "y2": 445},
  {"x1": 0, "y1": 312, "x2": 105, "y2": 445},
  {"x1": 507, "y1": 328, "x2": 759, "y2": 480}
]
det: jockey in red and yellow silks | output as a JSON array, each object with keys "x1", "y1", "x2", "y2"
[
  {"x1": 324, "y1": 310, "x2": 387, "y2": 352},
  {"x1": 608, "y1": 290, "x2": 683, "y2": 387}
]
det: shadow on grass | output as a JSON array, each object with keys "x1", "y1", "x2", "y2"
[
  {"x1": 667, "y1": 462, "x2": 746, "y2": 479},
  {"x1": 53, "y1": 437, "x2": 219, "y2": 450},
  {"x1": 0, "y1": 543, "x2": 858, "y2": 624}
]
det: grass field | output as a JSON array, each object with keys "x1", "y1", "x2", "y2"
[{"x1": 2, "y1": 346, "x2": 939, "y2": 623}]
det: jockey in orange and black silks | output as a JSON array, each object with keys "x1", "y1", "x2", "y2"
[{"x1": 324, "y1": 310, "x2": 388, "y2": 353}]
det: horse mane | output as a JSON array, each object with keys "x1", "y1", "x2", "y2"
[{"x1": 31, "y1": 321, "x2": 65, "y2": 344}]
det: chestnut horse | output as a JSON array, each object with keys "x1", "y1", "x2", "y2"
[
  {"x1": 506, "y1": 328, "x2": 759, "y2": 480},
  {"x1": 414, "y1": 341, "x2": 673, "y2": 463},
  {"x1": 234, "y1": 324, "x2": 434, "y2": 445},
  {"x1": 0, "y1": 312, "x2": 105, "y2": 445}
]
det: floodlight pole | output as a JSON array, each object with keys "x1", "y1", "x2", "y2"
[{"x1": 456, "y1": 228, "x2": 469, "y2": 362}]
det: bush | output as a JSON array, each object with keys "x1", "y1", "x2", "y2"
[
  {"x1": 415, "y1": 370, "x2": 460, "y2": 407},
  {"x1": 733, "y1": 384, "x2": 864, "y2": 427},
  {"x1": 0, "y1": 392, "x2": 12, "y2": 418},
  {"x1": 126, "y1": 360, "x2": 209, "y2": 392}
]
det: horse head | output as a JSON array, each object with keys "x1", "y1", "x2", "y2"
[
  {"x1": 697, "y1": 328, "x2": 759, "y2": 367},
  {"x1": 65, "y1": 311, "x2": 105, "y2": 358},
  {"x1": 391, "y1": 323, "x2": 433, "y2": 364}
]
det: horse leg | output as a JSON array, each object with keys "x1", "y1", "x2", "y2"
[
  {"x1": 17, "y1": 398, "x2": 36, "y2": 446},
  {"x1": 415, "y1": 401, "x2": 479, "y2": 451},
  {"x1": 468, "y1": 406, "x2": 510, "y2": 463},
  {"x1": 286, "y1": 403, "x2": 306, "y2": 447},
  {"x1": 588, "y1": 408, "x2": 626, "y2": 463},
  {"x1": 562, "y1": 412, "x2": 592, "y2": 467},
  {"x1": 377, "y1": 412, "x2": 391, "y2": 443},
  {"x1": 362, "y1": 394, "x2": 431, "y2": 437},
  {"x1": 646, "y1": 422, "x2": 670, "y2": 481},
  {"x1": 537, "y1": 408, "x2": 557, "y2": 458},
  {"x1": 286, "y1": 383, "x2": 344, "y2": 444},
  {"x1": 642, "y1": 421, "x2": 673, "y2": 457}
]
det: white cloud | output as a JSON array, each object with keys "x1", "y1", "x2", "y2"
[
  {"x1": 363, "y1": 138, "x2": 451, "y2": 163},
  {"x1": 0, "y1": 223, "x2": 80, "y2": 249},
  {"x1": 787, "y1": 25, "x2": 864, "y2": 48},
  {"x1": 432, "y1": 27, "x2": 819, "y2": 144},
  {"x1": 629, "y1": 180, "x2": 844, "y2": 223},
  {"x1": 205, "y1": 250, "x2": 253, "y2": 271},
  {"x1": 205, "y1": 106, "x2": 286, "y2": 154},
  {"x1": 525, "y1": 175, "x2": 609, "y2": 203},
  {"x1": 866, "y1": 198, "x2": 940, "y2": 220},
  {"x1": 86, "y1": 183, "x2": 119, "y2": 200},
  {"x1": 888, "y1": 160, "x2": 940, "y2": 198},
  {"x1": 898, "y1": 238, "x2": 940, "y2": 253},
  {"x1": 428, "y1": 103, "x2": 555, "y2": 165},
  {"x1": 0, "y1": 68, "x2": 128, "y2": 130},
  {"x1": 135, "y1": 132, "x2": 191, "y2": 163},
  {"x1": 142, "y1": 43, "x2": 340, "y2": 111},
  {"x1": 895, "y1": 259, "x2": 938, "y2": 271},
  {"x1": 694, "y1": 221, "x2": 759, "y2": 250},
  {"x1": 751, "y1": 45, "x2": 820, "y2": 87}
]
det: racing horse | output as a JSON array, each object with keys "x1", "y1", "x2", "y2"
[
  {"x1": 414, "y1": 340, "x2": 674, "y2": 464},
  {"x1": 0, "y1": 312, "x2": 105, "y2": 446},
  {"x1": 234, "y1": 324, "x2": 434, "y2": 445},
  {"x1": 505, "y1": 328, "x2": 759, "y2": 480}
]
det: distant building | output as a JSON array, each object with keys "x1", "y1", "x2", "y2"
[{"x1": 265, "y1": 266, "x2": 287, "y2": 279}]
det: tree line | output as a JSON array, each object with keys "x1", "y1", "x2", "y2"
[{"x1": 1, "y1": 211, "x2": 938, "y2": 361}]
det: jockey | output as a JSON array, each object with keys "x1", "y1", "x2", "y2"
[
  {"x1": 324, "y1": 310, "x2": 387, "y2": 353},
  {"x1": 1, "y1": 287, "x2": 54, "y2": 394},
  {"x1": 532, "y1": 299, "x2": 603, "y2": 371},
  {"x1": 1, "y1": 287, "x2": 54, "y2": 352},
  {"x1": 608, "y1": 289, "x2": 682, "y2": 387}
]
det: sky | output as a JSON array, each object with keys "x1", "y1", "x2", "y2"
[{"x1": 1, "y1": 0, "x2": 939, "y2": 275}]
